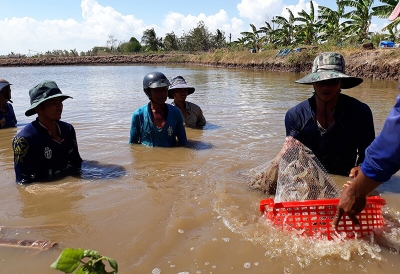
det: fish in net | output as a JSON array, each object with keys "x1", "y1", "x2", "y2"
[{"x1": 247, "y1": 136, "x2": 340, "y2": 202}]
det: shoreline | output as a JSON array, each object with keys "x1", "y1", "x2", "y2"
[{"x1": 1, "y1": 49, "x2": 399, "y2": 81}]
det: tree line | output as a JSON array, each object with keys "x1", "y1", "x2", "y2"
[{"x1": 29, "y1": 0, "x2": 400, "y2": 57}]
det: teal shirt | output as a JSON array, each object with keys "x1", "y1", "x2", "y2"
[{"x1": 129, "y1": 103, "x2": 187, "y2": 147}]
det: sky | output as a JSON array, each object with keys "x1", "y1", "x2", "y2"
[{"x1": 0, "y1": 0, "x2": 392, "y2": 56}]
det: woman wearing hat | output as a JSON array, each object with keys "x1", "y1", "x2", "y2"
[
  {"x1": 285, "y1": 52, "x2": 375, "y2": 176},
  {"x1": 168, "y1": 76, "x2": 206, "y2": 128},
  {"x1": 0, "y1": 78, "x2": 17, "y2": 129},
  {"x1": 12, "y1": 80, "x2": 82, "y2": 183}
]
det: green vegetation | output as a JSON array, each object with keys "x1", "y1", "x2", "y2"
[
  {"x1": 6, "y1": 0, "x2": 399, "y2": 59},
  {"x1": 50, "y1": 248, "x2": 118, "y2": 274}
]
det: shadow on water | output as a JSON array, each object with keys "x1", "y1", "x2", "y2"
[
  {"x1": 78, "y1": 160, "x2": 126, "y2": 180},
  {"x1": 201, "y1": 122, "x2": 220, "y2": 130},
  {"x1": 186, "y1": 140, "x2": 213, "y2": 150}
]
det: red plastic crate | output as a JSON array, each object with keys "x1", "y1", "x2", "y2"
[{"x1": 259, "y1": 196, "x2": 386, "y2": 240}]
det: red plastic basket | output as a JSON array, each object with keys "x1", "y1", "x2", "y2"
[{"x1": 259, "y1": 196, "x2": 386, "y2": 240}]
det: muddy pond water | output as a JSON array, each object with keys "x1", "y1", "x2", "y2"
[{"x1": 0, "y1": 64, "x2": 400, "y2": 273}]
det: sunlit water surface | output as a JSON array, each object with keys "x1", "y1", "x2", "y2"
[{"x1": 1, "y1": 64, "x2": 400, "y2": 273}]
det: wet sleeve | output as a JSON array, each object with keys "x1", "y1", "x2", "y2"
[
  {"x1": 196, "y1": 108, "x2": 206, "y2": 127},
  {"x1": 285, "y1": 109, "x2": 300, "y2": 138},
  {"x1": 129, "y1": 111, "x2": 140, "y2": 144},
  {"x1": 68, "y1": 126, "x2": 83, "y2": 169},
  {"x1": 12, "y1": 136, "x2": 35, "y2": 184},
  {"x1": 362, "y1": 94, "x2": 400, "y2": 182}
]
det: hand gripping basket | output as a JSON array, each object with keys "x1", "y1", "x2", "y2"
[{"x1": 259, "y1": 196, "x2": 386, "y2": 240}]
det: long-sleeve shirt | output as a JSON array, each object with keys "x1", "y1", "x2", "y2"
[
  {"x1": 285, "y1": 94, "x2": 375, "y2": 175},
  {"x1": 129, "y1": 103, "x2": 187, "y2": 147},
  {"x1": 362, "y1": 94, "x2": 400, "y2": 182},
  {"x1": 0, "y1": 102, "x2": 17, "y2": 129},
  {"x1": 12, "y1": 119, "x2": 82, "y2": 183}
]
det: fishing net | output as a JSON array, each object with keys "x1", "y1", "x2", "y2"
[{"x1": 247, "y1": 136, "x2": 340, "y2": 202}]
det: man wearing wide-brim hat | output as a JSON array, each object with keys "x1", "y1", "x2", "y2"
[
  {"x1": 285, "y1": 52, "x2": 375, "y2": 176},
  {"x1": 12, "y1": 80, "x2": 82, "y2": 184}
]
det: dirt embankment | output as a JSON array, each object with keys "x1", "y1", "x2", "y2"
[{"x1": 1, "y1": 49, "x2": 399, "y2": 81}]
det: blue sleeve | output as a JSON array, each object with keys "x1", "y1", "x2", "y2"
[
  {"x1": 285, "y1": 108, "x2": 300, "y2": 138},
  {"x1": 129, "y1": 111, "x2": 140, "y2": 144},
  {"x1": 362, "y1": 94, "x2": 400, "y2": 182}
]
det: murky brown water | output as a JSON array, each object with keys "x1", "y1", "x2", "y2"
[{"x1": 1, "y1": 64, "x2": 400, "y2": 273}]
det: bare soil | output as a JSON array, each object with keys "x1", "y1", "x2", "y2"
[{"x1": 1, "y1": 49, "x2": 399, "y2": 81}]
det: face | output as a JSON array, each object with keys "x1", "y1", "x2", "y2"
[
  {"x1": 312, "y1": 79, "x2": 341, "y2": 102},
  {"x1": 0, "y1": 86, "x2": 11, "y2": 100},
  {"x1": 36, "y1": 98, "x2": 64, "y2": 121},
  {"x1": 150, "y1": 87, "x2": 168, "y2": 104},
  {"x1": 173, "y1": 88, "x2": 188, "y2": 102}
]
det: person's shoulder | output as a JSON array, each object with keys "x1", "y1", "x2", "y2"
[
  {"x1": 57, "y1": 120, "x2": 75, "y2": 129},
  {"x1": 287, "y1": 98, "x2": 310, "y2": 114},
  {"x1": 14, "y1": 122, "x2": 35, "y2": 139},
  {"x1": 187, "y1": 101, "x2": 202, "y2": 111},
  {"x1": 341, "y1": 94, "x2": 371, "y2": 110},
  {"x1": 133, "y1": 104, "x2": 148, "y2": 115}
]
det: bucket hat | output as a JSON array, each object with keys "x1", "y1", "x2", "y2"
[
  {"x1": 25, "y1": 80, "x2": 72, "y2": 116},
  {"x1": 0, "y1": 78, "x2": 11, "y2": 91},
  {"x1": 295, "y1": 52, "x2": 363, "y2": 89},
  {"x1": 168, "y1": 76, "x2": 195, "y2": 99}
]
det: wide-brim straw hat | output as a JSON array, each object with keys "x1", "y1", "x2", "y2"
[
  {"x1": 168, "y1": 76, "x2": 195, "y2": 99},
  {"x1": 295, "y1": 52, "x2": 363, "y2": 89}
]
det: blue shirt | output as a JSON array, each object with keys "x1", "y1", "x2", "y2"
[
  {"x1": 129, "y1": 103, "x2": 187, "y2": 147},
  {"x1": 12, "y1": 119, "x2": 82, "y2": 183},
  {"x1": 285, "y1": 94, "x2": 375, "y2": 175},
  {"x1": 362, "y1": 94, "x2": 400, "y2": 182},
  {"x1": 0, "y1": 102, "x2": 17, "y2": 129}
]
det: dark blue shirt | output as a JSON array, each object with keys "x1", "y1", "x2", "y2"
[
  {"x1": 285, "y1": 94, "x2": 375, "y2": 175},
  {"x1": 0, "y1": 102, "x2": 17, "y2": 129},
  {"x1": 12, "y1": 119, "x2": 82, "y2": 183}
]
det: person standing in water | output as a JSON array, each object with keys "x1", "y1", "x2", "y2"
[
  {"x1": 129, "y1": 72, "x2": 187, "y2": 147},
  {"x1": 12, "y1": 80, "x2": 82, "y2": 183},
  {"x1": 0, "y1": 78, "x2": 17, "y2": 129},
  {"x1": 168, "y1": 76, "x2": 206, "y2": 128},
  {"x1": 285, "y1": 52, "x2": 375, "y2": 176}
]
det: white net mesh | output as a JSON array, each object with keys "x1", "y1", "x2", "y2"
[{"x1": 247, "y1": 137, "x2": 340, "y2": 202}]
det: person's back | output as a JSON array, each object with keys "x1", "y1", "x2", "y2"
[
  {"x1": 0, "y1": 78, "x2": 17, "y2": 129},
  {"x1": 12, "y1": 80, "x2": 82, "y2": 183}
]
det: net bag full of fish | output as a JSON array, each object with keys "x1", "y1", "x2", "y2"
[
  {"x1": 247, "y1": 136, "x2": 340, "y2": 201},
  {"x1": 248, "y1": 137, "x2": 386, "y2": 240}
]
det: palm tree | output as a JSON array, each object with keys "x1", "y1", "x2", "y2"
[
  {"x1": 240, "y1": 24, "x2": 265, "y2": 51},
  {"x1": 341, "y1": 0, "x2": 375, "y2": 43},
  {"x1": 141, "y1": 28, "x2": 163, "y2": 51},
  {"x1": 272, "y1": 9, "x2": 297, "y2": 46},
  {"x1": 163, "y1": 32, "x2": 179, "y2": 51},
  {"x1": 259, "y1": 21, "x2": 276, "y2": 45},
  {"x1": 318, "y1": 0, "x2": 346, "y2": 44},
  {"x1": 372, "y1": 0, "x2": 400, "y2": 32},
  {"x1": 294, "y1": 0, "x2": 321, "y2": 45}
]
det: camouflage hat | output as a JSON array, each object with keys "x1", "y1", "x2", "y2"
[{"x1": 295, "y1": 52, "x2": 363, "y2": 89}]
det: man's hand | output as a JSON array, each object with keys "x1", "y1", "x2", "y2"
[
  {"x1": 332, "y1": 169, "x2": 381, "y2": 228},
  {"x1": 332, "y1": 185, "x2": 366, "y2": 228},
  {"x1": 349, "y1": 166, "x2": 361, "y2": 179}
]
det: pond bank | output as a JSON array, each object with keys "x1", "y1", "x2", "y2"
[{"x1": 1, "y1": 49, "x2": 399, "y2": 81}]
